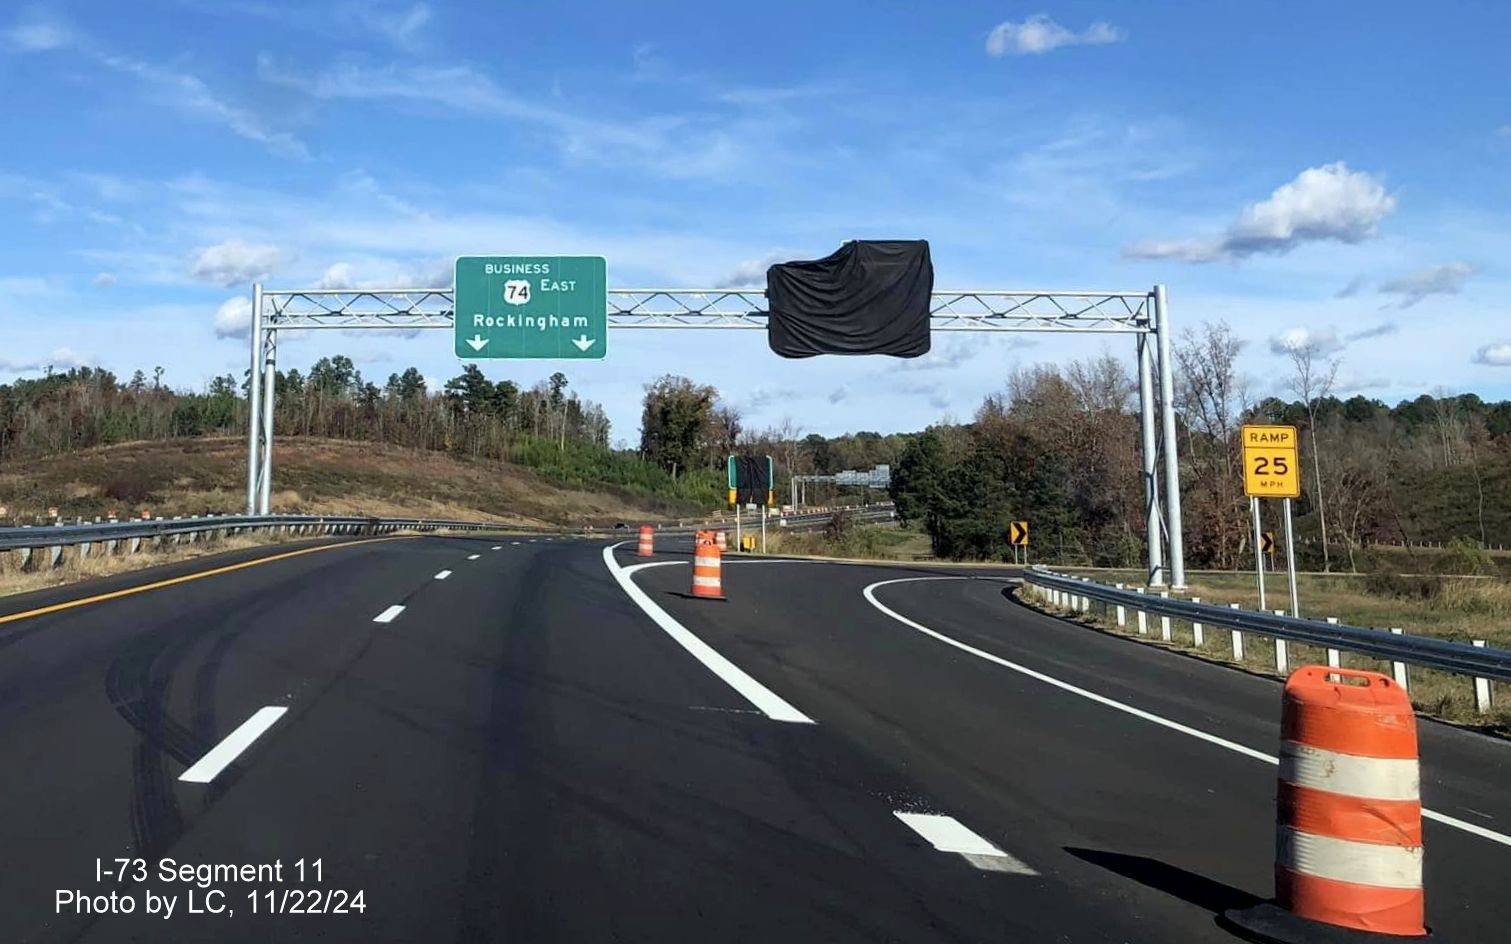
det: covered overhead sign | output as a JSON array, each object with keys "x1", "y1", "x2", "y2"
[
  {"x1": 765, "y1": 240, "x2": 933, "y2": 358},
  {"x1": 728, "y1": 455, "x2": 774, "y2": 507},
  {"x1": 454, "y1": 255, "x2": 606, "y2": 359}
]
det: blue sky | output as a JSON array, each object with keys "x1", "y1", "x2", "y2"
[{"x1": 3, "y1": 1, "x2": 1511, "y2": 444}]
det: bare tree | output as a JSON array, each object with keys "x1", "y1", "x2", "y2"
[
  {"x1": 1175, "y1": 322, "x2": 1249, "y2": 567},
  {"x1": 1285, "y1": 343, "x2": 1341, "y2": 571},
  {"x1": 1427, "y1": 388, "x2": 1466, "y2": 467},
  {"x1": 1065, "y1": 351, "x2": 1134, "y2": 414}
]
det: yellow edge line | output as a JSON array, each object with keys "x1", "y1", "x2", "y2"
[{"x1": 0, "y1": 535, "x2": 419, "y2": 626}]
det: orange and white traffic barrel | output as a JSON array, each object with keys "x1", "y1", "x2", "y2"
[
  {"x1": 691, "y1": 540, "x2": 725, "y2": 600},
  {"x1": 1226, "y1": 666, "x2": 1426, "y2": 941},
  {"x1": 637, "y1": 525, "x2": 654, "y2": 557},
  {"x1": 715, "y1": 530, "x2": 727, "y2": 551}
]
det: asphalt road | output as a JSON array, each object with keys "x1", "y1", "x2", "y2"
[{"x1": 1, "y1": 532, "x2": 1507, "y2": 942}]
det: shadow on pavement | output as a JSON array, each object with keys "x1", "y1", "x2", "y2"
[{"x1": 1065, "y1": 847, "x2": 1263, "y2": 915}]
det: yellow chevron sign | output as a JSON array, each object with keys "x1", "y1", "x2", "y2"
[{"x1": 1009, "y1": 520, "x2": 1029, "y2": 546}]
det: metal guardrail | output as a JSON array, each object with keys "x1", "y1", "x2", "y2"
[
  {"x1": 1024, "y1": 567, "x2": 1511, "y2": 685},
  {"x1": 0, "y1": 514, "x2": 496, "y2": 552},
  {"x1": 0, "y1": 506, "x2": 897, "y2": 554}
]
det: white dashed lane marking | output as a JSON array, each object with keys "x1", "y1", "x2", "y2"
[
  {"x1": 893, "y1": 812, "x2": 1037, "y2": 875},
  {"x1": 372, "y1": 604, "x2": 405, "y2": 623},
  {"x1": 434, "y1": 570, "x2": 452, "y2": 580},
  {"x1": 179, "y1": 707, "x2": 288, "y2": 784},
  {"x1": 466, "y1": 554, "x2": 480, "y2": 560}
]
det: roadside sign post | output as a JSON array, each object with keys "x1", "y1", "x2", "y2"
[
  {"x1": 1250, "y1": 497, "x2": 1267, "y2": 611},
  {"x1": 761, "y1": 505, "x2": 767, "y2": 554},
  {"x1": 1242, "y1": 424, "x2": 1300, "y2": 617},
  {"x1": 453, "y1": 256, "x2": 607, "y2": 359},
  {"x1": 1283, "y1": 497, "x2": 1301, "y2": 619}
]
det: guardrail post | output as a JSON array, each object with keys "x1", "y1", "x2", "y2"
[
  {"x1": 1472, "y1": 640, "x2": 1493, "y2": 714},
  {"x1": 1325, "y1": 617, "x2": 1342, "y2": 675},
  {"x1": 1135, "y1": 588, "x2": 1148, "y2": 635},
  {"x1": 48, "y1": 545, "x2": 63, "y2": 568},
  {"x1": 106, "y1": 538, "x2": 117, "y2": 555},
  {"x1": 130, "y1": 536, "x2": 141, "y2": 554},
  {"x1": 1389, "y1": 628, "x2": 1409, "y2": 691},
  {"x1": 1191, "y1": 597, "x2": 1204, "y2": 646},
  {"x1": 1229, "y1": 603, "x2": 1244, "y2": 660},
  {"x1": 1158, "y1": 591, "x2": 1172, "y2": 641},
  {"x1": 1273, "y1": 610, "x2": 1289, "y2": 674},
  {"x1": 16, "y1": 547, "x2": 31, "y2": 569},
  {"x1": 1114, "y1": 583, "x2": 1126, "y2": 627},
  {"x1": 77, "y1": 542, "x2": 90, "y2": 561}
]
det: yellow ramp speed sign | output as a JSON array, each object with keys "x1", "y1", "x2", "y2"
[{"x1": 1241, "y1": 425, "x2": 1300, "y2": 499}]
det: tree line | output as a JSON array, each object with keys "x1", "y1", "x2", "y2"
[
  {"x1": 889, "y1": 323, "x2": 1511, "y2": 566},
  {"x1": 6, "y1": 332, "x2": 1510, "y2": 567}
]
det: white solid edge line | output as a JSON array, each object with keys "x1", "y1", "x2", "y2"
[
  {"x1": 373, "y1": 604, "x2": 405, "y2": 623},
  {"x1": 434, "y1": 570, "x2": 452, "y2": 580},
  {"x1": 862, "y1": 577, "x2": 1511, "y2": 850},
  {"x1": 603, "y1": 542, "x2": 813, "y2": 724},
  {"x1": 894, "y1": 812, "x2": 1038, "y2": 874},
  {"x1": 179, "y1": 706, "x2": 288, "y2": 783}
]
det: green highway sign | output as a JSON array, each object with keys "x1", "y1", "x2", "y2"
[{"x1": 453, "y1": 255, "x2": 607, "y2": 359}]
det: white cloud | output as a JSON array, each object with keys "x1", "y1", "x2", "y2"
[
  {"x1": 1335, "y1": 375, "x2": 1392, "y2": 395},
  {"x1": 356, "y1": 3, "x2": 431, "y2": 48},
  {"x1": 986, "y1": 14, "x2": 1124, "y2": 56},
  {"x1": 714, "y1": 250, "x2": 795, "y2": 289},
  {"x1": 257, "y1": 57, "x2": 766, "y2": 180},
  {"x1": 4, "y1": 12, "x2": 74, "y2": 51},
  {"x1": 312, "y1": 259, "x2": 444, "y2": 289},
  {"x1": 1334, "y1": 275, "x2": 1366, "y2": 298},
  {"x1": 1269, "y1": 326, "x2": 1343, "y2": 356},
  {"x1": 315, "y1": 262, "x2": 359, "y2": 290},
  {"x1": 9, "y1": 16, "x2": 305, "y2": 159},
  {"x1": 1125, "y1": 162, "x2": 1397, "y2": 263},
  {"x1": 92, "y1": 272, "x2": 116, "y2": 288},
  {"x1": 0, "y1": 346, "x2": 93, "y2": 372},
  {"x1": 213, "y1": 295, "x2": 253, "y2": 339},
  {"x1": 631, "y1": 42, "x2": 668, "y2": 81},
  {"x1": 1378, "y1": 262, "x2": 1472, "y2": 307},
  {"x1": 744, "y1": 386, "x2": 800, "y2": 411},
  {"x1": 896, "y1": 336, "x2": 981, "y2": 372},
  {"x1": 191, "y1": 241, "x2": 283, "y2": 286},
  {"x1": 1473, "y1": 342, "x2": 1511, "y2": 366},
  {"x1": 101, "y1": 54, "x2": 309, "y2": 159},
  {"x1": 1345, "y1": 322, "x2": 1397, "y2": 342}
]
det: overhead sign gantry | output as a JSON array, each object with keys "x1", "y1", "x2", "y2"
[{"x1": 244, "y1": 273, "x2": 1189, "y2": 587}]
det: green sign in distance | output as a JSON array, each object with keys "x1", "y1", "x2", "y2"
[{"x1": 453, "y1": 256, "x2": 607, "y2": 359}]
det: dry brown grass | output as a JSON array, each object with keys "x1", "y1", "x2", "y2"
[
  {"x1": 1030, "y1": 575, "x2": 1511, "y2": 734},
  {"x1": 763, "y1": 525, "x2": 934, "y2": 561},
  {"x1": 0, "y1": 530, "x2": 291, "y2": 598},
  {"x1": 0, "y1": 437, "x2": 693, "y2": 529}
]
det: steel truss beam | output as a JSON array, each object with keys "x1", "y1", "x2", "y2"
[
  {"x1": 246, "y1": 282, "x2": 1185, "y2": 587},
  {"x1": 260, "y1": 288, "x2": 1154, "y2": 334}
]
